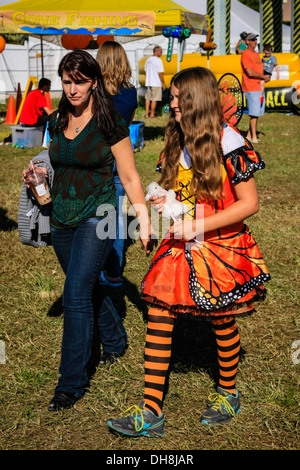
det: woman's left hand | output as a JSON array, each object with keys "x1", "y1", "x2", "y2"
[
  {"x1": 170, "y1": 219, "x2": 201, "y2": 241},
  {"x1": 140, "y1": 222, "x2": 158, "y2": 255},
  {"x1": 140, "y1": 234, "x2": 158, "y2": 255}
]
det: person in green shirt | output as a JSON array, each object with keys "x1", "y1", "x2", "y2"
[
  {"x1": 236, "y1": 31, "x2": 248, "y2": 54},
  {"x1": 45, "y1": 50, "x2": 155, "y2": 411}
]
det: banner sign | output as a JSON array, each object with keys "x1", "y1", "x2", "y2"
[
  {"x1": 243, "y1": 86, "x2": 300, "y2": 114},
  {"x1": 0, "y1": 10, "x2": 155, "y2": 36}
]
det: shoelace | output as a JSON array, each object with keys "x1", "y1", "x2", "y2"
[
  {"x1": 123, "y1": 403, "x2": 145, "y2": 432},
  {"x1": 207, "y1": 392, "x2": 235, "y2": 416}
]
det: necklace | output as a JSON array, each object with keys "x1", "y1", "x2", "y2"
[{"x1": 72, "y1": 113, "x2": 92, "y2": 133}]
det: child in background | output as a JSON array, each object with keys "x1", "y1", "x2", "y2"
[
  {"x1": 107, "y1": 67, "x2": 270, "y2": 437},
  {"x1": 260, "y1": 44, "x2": 279, "y2": 104}
]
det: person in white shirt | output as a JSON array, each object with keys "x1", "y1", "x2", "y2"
[{"x1": 144, "y1": 46, "x2": 166, "y2": 118}]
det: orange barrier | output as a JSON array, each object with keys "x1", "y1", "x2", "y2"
[
  {"x1": 44, "y1": 91, "x2": 52, "y2": 110},
  {"x1": 5, "y1": 95, "x2": 16, "y2": 124}
]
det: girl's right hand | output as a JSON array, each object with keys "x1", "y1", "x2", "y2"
[{"x1": 149, "y1": 194, "x2": 167, "y2": 214}]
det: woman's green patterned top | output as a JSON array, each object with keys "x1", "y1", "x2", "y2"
[{"x1": 48, "y1": 110, "x2": 128, "y2": 229}]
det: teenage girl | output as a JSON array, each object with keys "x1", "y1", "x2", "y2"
[{"x1": 107, "y1": 67, "x2": 270, "y2": 437}]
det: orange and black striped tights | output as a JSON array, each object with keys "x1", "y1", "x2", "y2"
[{"x1": 144, "y1": 308, "x2": 240, "y2": 416}]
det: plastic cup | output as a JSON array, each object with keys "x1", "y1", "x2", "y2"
[{"x1": 24, "y1": 167, "x2": 51, "y2": 205}]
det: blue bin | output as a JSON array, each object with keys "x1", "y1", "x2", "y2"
[{"x1": 129, "y1": 121, "x2": 145, "y2": 151}]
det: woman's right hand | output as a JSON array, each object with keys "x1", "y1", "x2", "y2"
[{"x1": 23, "y1": 166, "x2": 48, "y2": 185}]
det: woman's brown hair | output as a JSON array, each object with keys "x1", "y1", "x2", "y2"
[
  {"x1": 57, "y1": 50, "x2": 115, "y2": 136},
  {"x1": 159, "y1": 67, "x2": 223, "y2": 202},
  {"x1": 96, "y1": 41, "x2": 133, "y2": 95}
]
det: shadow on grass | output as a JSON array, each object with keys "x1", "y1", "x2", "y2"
[
  {"x1": 168, "y1": 317, "x2": 246, "y2": 391},
  {"x1": 143, "y1": 125, "x2": 166, "y2": 142},
  {"x1": 46, "y1": 284, "x2": 246, "y2": 394},
  {"x1": 237, "y1": 127, "x2": 266, "y2": 140},
  {"x1": 0, "y1": 207, "x2": 18, "y2": 231}
]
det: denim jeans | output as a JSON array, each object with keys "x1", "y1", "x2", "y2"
[
  {"x1": 51, "y1": 216, "x2": 127, "y2": 398},
  {"x1": 104, "y1": 165, "x2": 125, "y2": 278}
]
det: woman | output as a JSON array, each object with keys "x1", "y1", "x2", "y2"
[
  {"x1": 107, "y1": 67, "x2": 270, "y2": 436},
  {"x1": 96, "y1": 41, "x2": 138, "y2": 128},
  {"x1": 236, "y1": 31, "x2": 248, "y2": 54},
  {"x1": 46, "y1": 50, "x2": 154, "y2": 411},
  {"x1": 95, "y1": 41, "x2": 138, "y2": 365},
  {"x1": 96, "y1": 41, "x2": 137, "y2": 289}
]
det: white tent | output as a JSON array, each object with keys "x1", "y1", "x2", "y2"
[{"x1": 0, "y1": 0, "x2": 292, "y2": 97}]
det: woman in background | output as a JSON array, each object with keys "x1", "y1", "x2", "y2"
[
  {"x1": 95, "y1": 41, "x2": 138, "y2": 365},
  {"x1": 97, "y1": 41, "x2": 138, "y2": 289}
]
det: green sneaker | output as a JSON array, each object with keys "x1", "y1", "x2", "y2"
[
  {"x1": 107, "y1": 401, "x2": 165, "y2": 437},
  {"x1": 200, "y1": 387, "x2": 241, "y2": 425}
]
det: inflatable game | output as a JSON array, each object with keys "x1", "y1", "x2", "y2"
[{"x1": 139, "y1": 52, "x2": 300, "y2": 115}]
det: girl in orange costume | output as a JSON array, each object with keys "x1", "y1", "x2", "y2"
[{"x1": 107, "y1": 67, "x2": 270, "y2": 437}]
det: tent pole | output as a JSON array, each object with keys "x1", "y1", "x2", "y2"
[
  {"x1": 259, "y1": 0, "x2": 263, "y2": 53},
  {"x1": 290, "y1": 0, "x2": 294, "y2": 53},
  {"x1": 40, "y1": 35, "x2": 44, "y2": 78}
]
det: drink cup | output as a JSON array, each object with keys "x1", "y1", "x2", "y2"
[{"x1": 24, "y1": 167, "x2": 51, "y2": 205}]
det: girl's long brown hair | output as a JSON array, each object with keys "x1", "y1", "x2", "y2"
[
  {"x1": 159, "y1": 67, "x2": 223, "y2": 202},
  {"x1": 96, "y1": 41, "x2": 133, "y2": 95}
]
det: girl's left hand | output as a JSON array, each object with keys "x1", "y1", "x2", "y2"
[{"x1": 170, "y1": 219, "x2": 201, "y2": 241}]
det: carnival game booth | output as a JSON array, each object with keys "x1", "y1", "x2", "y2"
[
  {"x1": 139, "y1": 51, "x2": 300, "y2": 115},
  {"x1": 0, "y1": 0, "x2": 207, "y2": 47}
]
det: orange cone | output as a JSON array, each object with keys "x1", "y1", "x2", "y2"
[
  {"x1": 5, "y1": 95, "x2": 16, "y2": 124},
  {"x1": 44, "y1": 91, "x2": 52, "y2": 110}
]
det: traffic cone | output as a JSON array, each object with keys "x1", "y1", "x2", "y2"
[
  {"x1": 5, "y1": 95, "x2": 16, "y2": 124},
  {"x1": 44, "y1": 91, "x2": 52, "y2": 110}
]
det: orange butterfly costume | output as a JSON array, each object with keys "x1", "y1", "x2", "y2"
[{"x1": 142, "y1": 123, "x2": 270, "y2": 319}]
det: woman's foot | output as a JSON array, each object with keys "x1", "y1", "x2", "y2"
[
  {"x1": 99, "y1": 352, "x2": 120, "y2": 365},
  {"x1": 48, "y1": 392, "x2": 78, "y2": 411},
  {"x1": 99, "y1": 271, "x2": 123, "y2": 287}
]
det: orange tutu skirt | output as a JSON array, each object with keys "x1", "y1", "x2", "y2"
[{"x1": 141, "y1": 225, "x2": 270, "y2": 319}]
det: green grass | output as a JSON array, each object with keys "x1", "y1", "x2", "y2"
[{"x1": 0, "y1": 111, "x2": 299, "y2": 451}]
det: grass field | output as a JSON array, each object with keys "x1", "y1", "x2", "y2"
[{"x1": 0, "y1": 109, "x2": 299, "y2": 452}]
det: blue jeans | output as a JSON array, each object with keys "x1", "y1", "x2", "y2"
[
  {"x1": 51, "y1": 217, "x2": 127, "y2": 398},
  {"x1": 104, "y1": 166, "x2": 125, "y2": 278}
]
